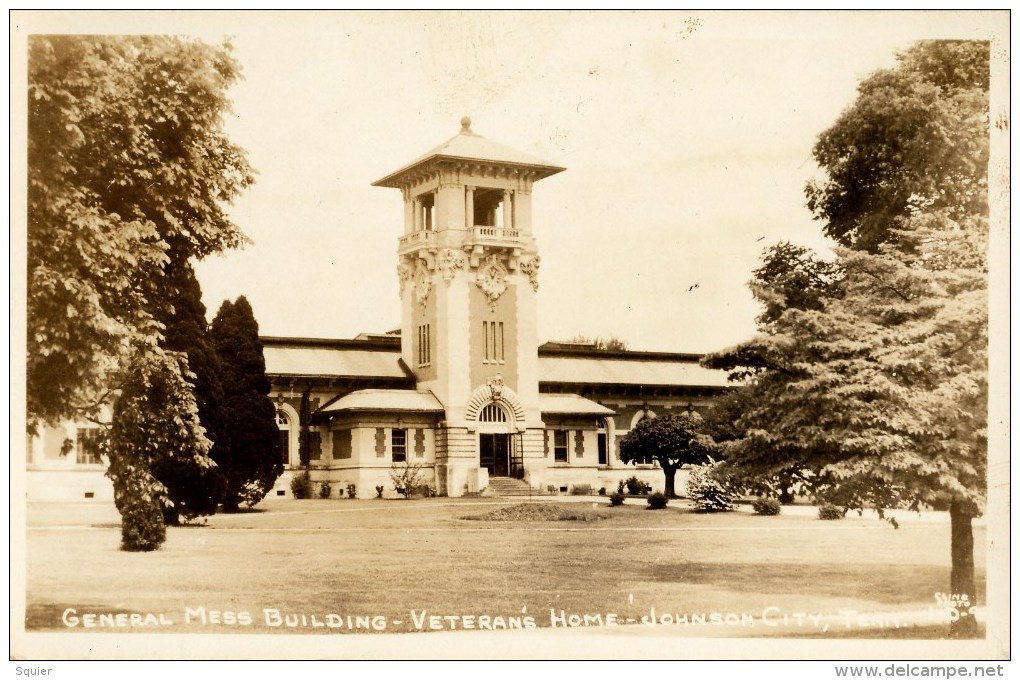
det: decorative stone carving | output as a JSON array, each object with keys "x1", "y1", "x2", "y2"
[
  {"x1": 486, "y1": 374, "x2": 504, "y2": 399},
  {"x1": 519, "y1": 254, "x2": 541, "y2": 291},
  {"x1": 436, "y1": 248, "x2": 467, "y2": 284},
  {"x1": 412, "y1": 259, "x2": 432, "y2": 308},
  {"x1": 397, "y1": 260, "x2": 412, "y2": 295},
  {"x1": 465, "y1": 377, "x2": 527, "y2": 425},
  {"x1": 474, "y1": 255, "x2": 508, "y2": 310}
]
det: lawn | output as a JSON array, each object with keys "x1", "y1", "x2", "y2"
[{"x1": 23, "y1": 498, "x2": 986, "y2": 640}]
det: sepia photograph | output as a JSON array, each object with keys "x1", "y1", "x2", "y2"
[{"x1": 10, "y1": 9, "x2": 1010, "y2": 668}]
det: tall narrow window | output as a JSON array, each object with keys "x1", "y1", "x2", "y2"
[
  {"x1": 483, "y1": 321, "x2": 505, "y2": 364},
  {"x1": 482, "y1": 321, "x2": 489, "y2": 363},
  {"x1": 276, "y1": 410, "x2": 292, "y2": 466},
  {"x1": 553, "y1": 430, "x2": 568, "y2": 463},
  {"x1": 76, "y1": 427, "x2": 103, "y2": 465},
  {"x1": 392, "y1": 428, "x2": 407, "y2": 463},
  {"x1": 308, "y1": 431, "x2": 322, "y2": 462},
  {"x1": 417, "y1": 324, "x2": 431, "y2": 367},
  {"x1": 597, "y1": 418, "x2": 609, "y2": 467}
]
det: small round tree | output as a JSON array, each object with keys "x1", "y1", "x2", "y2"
[{"x1": 618, "y1": 411, "x2": 712, "y2": 498}]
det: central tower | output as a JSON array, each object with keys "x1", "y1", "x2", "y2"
[{"x1": 373, "y1": 118, "x2": 565, "y2": 496}]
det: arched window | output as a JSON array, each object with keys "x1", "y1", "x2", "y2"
[
  {"x1": 276, "y1": 409, "x2": 292, "y2": 467},
  {"x1": 630, "y1": 407, "x2": 656, "y2": 429},
  {"x1": 479, "y1": 402, "x2": 508, "y2": 423}
]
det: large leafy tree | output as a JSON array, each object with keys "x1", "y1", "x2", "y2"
[
  {"x1": 210, "y1": 297, "x2": 282, "y2": 512},
  {"x1": 618, "y1": 412, "x2": 711, "y2": 498},
  {"x1": 27, "y1": 35, "x2": 253, "y2": 430},
  {"x1": 805, "y1": 40, "x2": 989, "y2": 251},
  {"x1": 705, "y1": 40, "x2": 989, "y2": 638},
  {"x1": 28, "y1": 35, "x2": 255, "y2": 549}
]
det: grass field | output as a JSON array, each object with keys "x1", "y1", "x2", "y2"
[{"x1": 23, "y1": 497, "x2": 986, "y2": 640}]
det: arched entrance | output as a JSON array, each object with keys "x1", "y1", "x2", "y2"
[{"x1": 476, "y1": 403, "x2": 522, "y2": 478}]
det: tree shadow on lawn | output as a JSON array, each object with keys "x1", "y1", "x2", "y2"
[{"x1": 650, "y1": 561, "x2": 986, "y2": 606}]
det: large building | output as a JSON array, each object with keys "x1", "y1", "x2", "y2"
[{"x1": 26, "y1": 120, "x2": 731, "y2": 502}]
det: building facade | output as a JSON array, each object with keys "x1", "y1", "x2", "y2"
[{"x1": 26, "y1": 120, "x2": 731, "y2": 502}]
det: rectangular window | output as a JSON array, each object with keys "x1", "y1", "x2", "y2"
[
  {"x1": 553, "y1": 430, "x2": 568, "y2": 463},
  {"x1": 335, "y1": 429, "x2": 352, "y2": 460},
  {"x1": 392, "y1": 428, "x2": 407, "y2": 463},
  {"x1": 76, "y1": 428, "x2": 103, "y2": 465},
  {"x1": 279, "y1": 429, "x2": 290, "y2": 466},
  {"x1": 308, "y1": 431, "x2": 322, "y2": 462},
  {"x1": 598, "y1": 433, "x2": 608, "y2": 466}
]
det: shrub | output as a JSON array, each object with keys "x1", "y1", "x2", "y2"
[
  {"x1": 120, "y1": 494, "x2": 166, "y2": 552},
  {"x1": 346, "y1": 483, "x2": 357, "y2": 499},
  {"x1": 598, "y1": 487, "x2": 607, "y2": 496},
  {"x1": 609, "y1": 492, "x2": 625, "y2": 506},
  {"x1": 686, "y1": 459, "x2": 733, "y2": 512},
  {"x1": 318, "y1": 481, "x2": 332, "y2": 499},
  {"x1": 290, "y1": 472, "x2": 313, "y2": 499},
  {"x1": 752, "y1": 497, "x2": 782, "y2": 516},
  {"x1": 621, "y1": 476, "x2": 651, "y2": 496},
  {"x1": 818, "y1": 503, "x2": 845, "y2": 520},
  {"x1": 390, "y1": 461, "x2": 427, "y2": 498},
  {"x1": 375, "y1": 485, "x2": 385, "y2": 498},
  {"x1": 571, "y1": 484, "x2": 592, "y2": 496},
  {"x1": 420, "y1": 485, "x2": 438, "y2": 498},
  {"x1": 647, "y1": 492, "x2": 669, "y2": 509}
]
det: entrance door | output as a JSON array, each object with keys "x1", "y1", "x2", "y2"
[{"x1": 480, "y1": 433, "x2": 510, "y2": 477}]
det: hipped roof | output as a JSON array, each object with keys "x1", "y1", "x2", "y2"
[
  {"x1": 318, "y1": 389, "x2": 445, "y2": 414},
  {"x1": 539, "y1": 393, "x2": 615, "y2": 416},
  {"x1": 373, "y1": 119, "x2": 565, "y2": 188}
]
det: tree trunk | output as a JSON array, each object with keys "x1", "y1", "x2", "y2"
[
  {"x1": 948, "y1": 501, "x2": 978, "y2": 639},
  {"x1": 663, "y1": 467, "x2": 677, "y2": 498},
  {"x1": 161, "y1": 505, "x2": 181, "y2": 526},
  {"x1": 222, "y1": 494, "x2": 240, "y2": 513}
]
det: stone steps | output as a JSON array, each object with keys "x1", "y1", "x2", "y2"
[{"x1": 483, "y1": 476, "x2": 544, "y2": 497}]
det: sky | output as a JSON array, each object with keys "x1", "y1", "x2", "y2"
[{"x1": 18, "y1": 10, "x2": 1009, "y2": 354}]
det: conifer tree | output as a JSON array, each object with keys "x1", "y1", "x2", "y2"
[
  {"x1": 210, "y1": 297, "x2": 283, "y2": 511},
  {"x1": 106, "y1": 349, "x2": 214, "y2": 551},
  {"x1": 150, "y1": 257, "x2": 227, "y2": 524}
]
